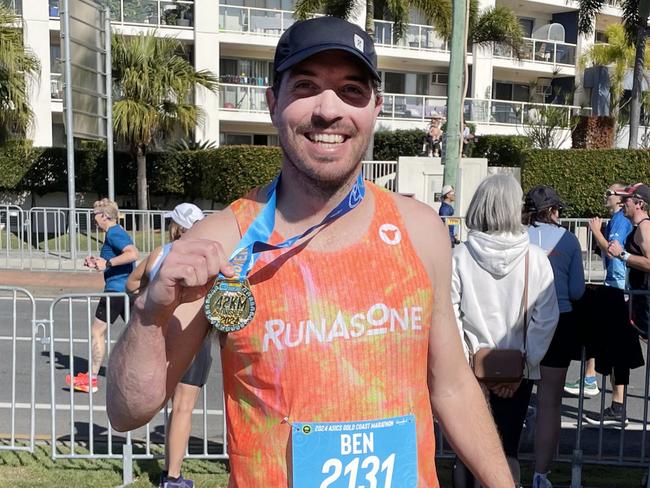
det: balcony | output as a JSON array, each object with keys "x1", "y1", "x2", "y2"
[
  {"x1": 219, "y1": 5, "x2": 294, "y2": 36},
  {"x1": 49, "y1": 0, "x2": 194, "y2": 28},
  {"x1": 219, "y1": 83, "x2": 268, "y2": 112},
  {"x1": 494, "y1": 38, "x2": 576, "y2": 67},
  {"x1": 380, "y1": 93, "x2": 587, "y2": 126},
  {"x1": 217, "y1": 84, "x2": 587, "y2": 127},
  {"x1": 373, "y1": 20, "x2": 448, "y2": 53}
]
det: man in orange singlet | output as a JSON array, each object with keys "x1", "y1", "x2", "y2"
[{"x1": 107, "y1": 17, "x2": 513, "y2": 488}]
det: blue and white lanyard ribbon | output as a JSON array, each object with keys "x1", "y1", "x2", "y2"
[{"x1": 226, "y1": 172, "x2": 366, "y2": 280}]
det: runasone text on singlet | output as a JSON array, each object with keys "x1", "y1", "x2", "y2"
[{"x1": 262, "y1": 304, "x2": 425, "y2": 351}]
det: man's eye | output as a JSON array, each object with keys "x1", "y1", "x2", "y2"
[
  {"x1": 294, "y1": 80, "x2": 315, "y2": 90},
  {"x1": 342, "y1": 85, "x2": 364, "y2": 96}
]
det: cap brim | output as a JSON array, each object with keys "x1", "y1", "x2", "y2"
[{"x1": 276, "y1": 44, "x2": 381, "y2": 81}]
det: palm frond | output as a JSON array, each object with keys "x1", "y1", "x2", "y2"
[
  {"x1": 621, "y1": 0, "x2": 642, "y2": 43},
  {"x1": 293, "y1": 0, "x2": 326, "y2": 20},
  {"x1": 471, "y1": 5, "x2": 524, "y2": 57},
  {"x1": 0, "y1": 4, "x2": 41, "y2": 142},
  {"x1": 577, "y1": 0, "x2": 605, "y2": 34},
  {"x1": 410, "y1": 0, "x2": 451, "y2": 39}
]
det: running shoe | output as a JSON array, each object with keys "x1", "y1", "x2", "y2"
[
  {"x1": 160, "y1": 474, "x2": 194, "y2": 488},
  {"x1": 65, "y1": 372, "x2": 98, "y2": 393},
  {"x1": 564, "y1": 378, "x2": 599, "y2": 397},
  {"x1": 532, "y1": 474, "x2": 553, "y2": 488},
  {"x1": 584, "y1": 407, "x2": 628, "y2": 428}
]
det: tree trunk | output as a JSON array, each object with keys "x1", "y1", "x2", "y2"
[
  {"x1": 628, "y1": 23, "x2": 646, "y2": 149},
  {"x1": 136, "y1": 144, "x2": 148, "y2": 211},
  {"x1": 365, "y1": 0, "x2": 374, "y2": 35}
]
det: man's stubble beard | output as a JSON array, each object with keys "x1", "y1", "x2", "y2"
[{"x1": 278, "y1": 129, "x2": 371, "y2": 199}]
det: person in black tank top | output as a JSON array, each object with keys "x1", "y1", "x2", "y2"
[{"x1": 608, "y1": 184, "x2": 650, "y2": 338}]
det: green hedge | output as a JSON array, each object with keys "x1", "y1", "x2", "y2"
[
  {"x1": 373, "y1": 129, "x2": 426, "y2": 160},
  {"x1": 0, "y1": 143, "x2": 282, "y2": 204},
  {"x1": 473, "y1": 135, "x2": 531, "y2": 167},
  {"x1": 521, "y1": 149, "x2": 650, "y2": 217}
]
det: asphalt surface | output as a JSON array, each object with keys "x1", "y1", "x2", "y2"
[
  {"x1": 0, "y1": 287, "x2": 648, "y2": 464},
  {"x1": 0, "y1": 294, "x2": 226, "y2": 456}
]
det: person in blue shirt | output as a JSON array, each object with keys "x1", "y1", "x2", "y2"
[
  {"x1": 523, "y1": 185, "x2": 585, "y2": 488},
  {"x1": 439, "y1": 184, "x2": 459, "y2": 246},
  {"x1": 565, "y1": 184, "x2": 632, "y2": 402},
  {"x1": 66, "y1": 198, "x2": 139, "y2": 393}
]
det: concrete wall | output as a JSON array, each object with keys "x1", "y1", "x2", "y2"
[{"x1": 395, "y1": 157, "x2": 488, "y2": 216}]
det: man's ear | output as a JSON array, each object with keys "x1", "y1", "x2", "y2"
[
  {"x1": 266, "y1": 87, "x2": 278, "y2": 126},
  {"x1": 373, "y1": 95, "x2": 383, "y2": 118}
]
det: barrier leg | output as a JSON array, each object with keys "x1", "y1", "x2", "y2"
[
  {"x1": 121, "y1": 442, "x2": 133, "y2": 486},
  {"x1": 571, "y1": 347, "x2": 587, "y2": 488},
  {"x1": 570, "y1": 448, "x2": 582, "y2": 488}
]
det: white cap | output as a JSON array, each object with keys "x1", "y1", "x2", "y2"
[
  {"x1": 441, "y1": 185, "x2": 454, "y2": 197},
  {"x1": 164, "y1": 203, "x2": 204, "y2": 230}
]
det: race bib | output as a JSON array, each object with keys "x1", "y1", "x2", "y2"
[{"x1": 292, "y1": 414, "x2": 418, "y2": 488}]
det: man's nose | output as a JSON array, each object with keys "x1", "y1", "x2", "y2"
[{"x1": 312, "y1": 89, "x2": 343, "y2": 125}]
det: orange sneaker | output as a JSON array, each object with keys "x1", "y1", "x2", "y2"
[{"x1": 65, "y1": 372, "x2": 98, "y2": 393}]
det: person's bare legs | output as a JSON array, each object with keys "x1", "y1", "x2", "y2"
[
  {"x1": 535, "y1": 366, "x2": 569, "y2": 474},
  {"x1": 164, "y1": 383, "x2": 202, "y2": 478},
  {"x1": 585, "y1": 358, "x2": 596, "y2": 378},
  {"x1": 90, "y1": 319, "x2": 107, "y2": 376}
]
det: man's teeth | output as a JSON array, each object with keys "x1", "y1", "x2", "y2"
[{"x1": 310, "y1": 133, "x2": 344, "y2": 143}]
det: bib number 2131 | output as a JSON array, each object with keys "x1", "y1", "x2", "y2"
[{"x1": 291, "y1": 415, "x2": 418, "y2": 488}]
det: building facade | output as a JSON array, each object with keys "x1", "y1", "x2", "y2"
[{"x1": 9, "y1": 0, "x2": 625, "y2": 149}]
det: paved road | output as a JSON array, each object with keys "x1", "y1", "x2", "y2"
[
  {"x1": 0, "y1": 294, "x2": 225, "y2": 456},
  {"x1": 0, "y1": 292, "x2": 649, "y2": 463}
]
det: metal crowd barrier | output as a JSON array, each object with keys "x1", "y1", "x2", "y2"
[{"x1": 1, "y1": 292, "x2": 650, "y2": 484}]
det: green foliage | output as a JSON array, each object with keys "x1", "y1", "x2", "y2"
[
  {"x1": 192, "y1": 146, "x2": 282, "y2": 204},
  {"x1": 521, "y1": 149, "x2": 650, "y2": 217},
  {"x1": 0, "y1": 143, "x2": 281, "y2": 205},
  {"x1": 0, "y1": 5, "x2": 41, "y2": 142},
  {"x1": 0, "y1": 140, "x2": 40, "y2": 188},
  {"x1": 470, "y1": 3, "x2": 524, "y2": 57},
  {"x1": 373, "y1": 129, "x2": 426, "y2": 160},
  {"x1": 473, "y1": 135, "x2": 531, "y2": 167}
]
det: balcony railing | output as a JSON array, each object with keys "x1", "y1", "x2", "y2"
[
  {"x1": 49, "y1": 0, "x2": 194, "y2": 28},
  {"x1": 217, "y1": 84, "x2": 589, "y2": 126},
  {"x1": 373, "y1": 19, "x2": 448, "y2": 52},
  {"x1": 380, "y1": 93, "x2": 588, "y2": 125},
  {"x1": 219, "y1": 5, "x2": 295, "y2": 36},
  {"x1": 494, "y1": 38, "x2": 576, "y2": 66},
  {"x1": 219, "y1": 83, "x2": 268, "y2": 112},
  {"x1": 51, "y1": 73, "x2": 64, "y2": 101}
]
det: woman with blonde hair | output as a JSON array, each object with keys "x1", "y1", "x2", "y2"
[
  {"x1": 127, "y1": 203, "x2": 209, "y2": 488},
  {"x1": 451, "y1": 175, "x2": 559, "y2": 487}
]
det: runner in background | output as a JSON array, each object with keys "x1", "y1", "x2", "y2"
[
  {"x1": 126, "y1": 203, "x2": 208, "y2": 488},
  {"x1": 66, "y1": 198, "x2": 139, "y2": 393},
  {"x1": 439, "y1": 185, "x2": 459, "y2": 246}
]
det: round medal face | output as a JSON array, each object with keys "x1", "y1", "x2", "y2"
[{"x1": 204, "y1": 278, "x2": 256, "y2": 333}]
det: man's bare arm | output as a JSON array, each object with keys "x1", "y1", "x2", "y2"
[
  {"x1": 107, "y1": 210, "x2": 239, "y2": 431},
  {"x1": 626, "y1": 222, "x2": 650, "y2": 272},
  {"x1": 395, "y1": 196, "x2": 514, "y2": 488}
]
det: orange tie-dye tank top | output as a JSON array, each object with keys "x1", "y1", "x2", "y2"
[{"x1": 222, "y1": 182, "x2": 438, "y2": 488}]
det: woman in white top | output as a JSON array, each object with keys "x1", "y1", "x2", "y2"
[{"x1": 451, "y1": 175, "x2": 560, "y2": 488}]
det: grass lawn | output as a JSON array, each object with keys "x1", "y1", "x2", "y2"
[{"x1": 0, "y1": 443, "x2": 647, "y2": 487}]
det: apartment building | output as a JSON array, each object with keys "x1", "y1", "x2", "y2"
[{"x1": 10, "y1": 0, "x2": 622, "y2": 148}]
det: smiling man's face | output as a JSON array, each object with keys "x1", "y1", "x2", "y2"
[{"x1": 267, "y1": 50, "x2": 382, "y2": 193}]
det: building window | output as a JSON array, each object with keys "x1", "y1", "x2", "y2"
[
  {"x1": 494, "y1": 81, "x2": 530, "y2": 102},
  {"x1": 595, "y1": 30, "x2": 608, "y2": 44},
  {"x1": 220, "y1": 133, "x2": 279, "y2": 146},
  {"x1": 518, "y1": 18, "x2": 534, "y2": 38},
  {"x1": 381, "y1": 71, "x2": 430, "y2": 95}
]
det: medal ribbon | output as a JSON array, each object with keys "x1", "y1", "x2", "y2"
[{"x1": 225, "y1": 172, "x2": 366, "y2": 280}]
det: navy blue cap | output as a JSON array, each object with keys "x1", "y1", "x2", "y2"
[
  {"x1": 525, "y1": 185, "x2": 565, "y2": 212},
  {"x1": 274, "y1": 17, "x2": 380, "y2": 82}
]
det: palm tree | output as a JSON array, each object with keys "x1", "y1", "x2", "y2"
[
  {"x1": 0, "y1": 5, "x2": 40, "y2": 143},
  {"x1": 579, "y1": 23, "x2": 650, "y2": 136},
  {"x1": 577, "y1": 0, "x2": 650, "y2": 148},
  {"x1": 112, "y1": 32, "x2": 218, "y2": 210}
]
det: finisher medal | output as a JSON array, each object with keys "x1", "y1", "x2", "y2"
[
  {"x1": 204, "y1": 278, "x2": 256, "y2": 332},
  {"x1": 203, "y1": 172, "x2": 366, "y2": 333}
]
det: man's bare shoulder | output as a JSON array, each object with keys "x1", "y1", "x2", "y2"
[
  {"x1": 182, "y1": 207, "x2": 242, "y2": 256},
  {"x1": 388, "y1": 192, "x2": 451, "y2": 276}
]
